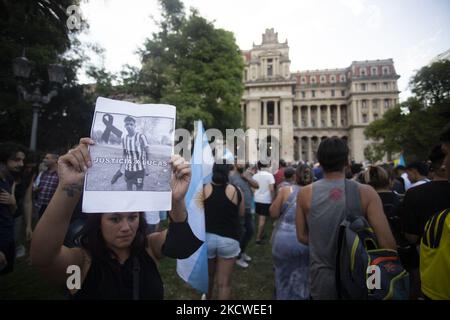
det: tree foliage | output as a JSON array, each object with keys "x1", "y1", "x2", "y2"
[
  {"x1": 365, "y1": 60, "x2": 450, "y2": 162},
  {"x1": 0, "y1": 0, "x2": 96, "y2": 152},
  {"x1": 122, "y1": 0, "x2": 244, "y2": 132}
]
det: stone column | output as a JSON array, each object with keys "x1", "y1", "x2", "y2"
[
  {"x1": 352, "y1": 100, "x2": 358, "y2": 125},
  {"x1": 307, "y1": 137, "x2": 312, "y2": 164},
  {"x1": 327, "y1": 105, "x2": 331, "y2": 127},
  {"x1": 274, "y1": 100, "x2": 278, "y2": 126},
  {"x1": 246, "y1": 99, "x2": 260, "y2": 164},
  {"x1": 274, "y1": 58, "x2": 278, "y2": 76},
  {"x1": 280, "y1": 98, "x2": 294, "y2": 162},
  {"x1": 298, "y1": 107, "x2": 302, "y2": 128},
  {"x1": 263, "y1": 101, "x2": 267, "y2": 126},
  {"x1": 317, "y1": 106, "x2": 321, "y2": 128},
  {"x1": 337, "y1": 105, "x2": 342, "y2": 128},
  {"x1": 307, "y1": 106, "x2": 311, "y2": 127}
]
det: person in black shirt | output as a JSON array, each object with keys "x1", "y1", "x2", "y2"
[
  {"x1": 30, "y1": 138, "x2": 201, "y2": 299},
  {"x1": 402, "y1": 145, "x2": 450, "y2": 244},
  {"x1": 400, "y1": 145, "x2": 450, "y2": 299},
  {"x1": 362, "y1": 165, "x2": 403, "y2": 245},
  {"x1": 0, "y1": 142, "x2": 25, "y2": 275},
  {"x1": 203, "y1": 163, "x2": 244, "y2": 300}
]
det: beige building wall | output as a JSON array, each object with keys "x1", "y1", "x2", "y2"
[{"x1": 241, "y1": 28, "x2": 400, "y2": 164}]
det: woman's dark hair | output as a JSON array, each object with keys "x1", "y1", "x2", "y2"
[
  {"x1": 80, "y1": 212, "x2": 148, "y2": 264},
  {"x1": 284, "y1": 167, "x2": 296, "y2": 180},
  {"x1": 212, "y1": 163, "x2": 230, "y2": 185},
  {"x1": 317, "y1": 137, "x2": 349, "y2": 173},
  {"x1": 295, "y1": 164, "x2": 313, "y2": 186}
]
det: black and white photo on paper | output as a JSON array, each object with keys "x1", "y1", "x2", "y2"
[{"x1": 85, "y1": 111, "x2": 174, "y2": 192}]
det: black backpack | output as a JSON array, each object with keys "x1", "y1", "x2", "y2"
[{"x1": 335, "y1": 180, "x2": 410, "y2": 300}]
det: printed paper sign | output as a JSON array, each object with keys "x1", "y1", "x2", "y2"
[{"x1": 82, "y1": 97, "x2": 175, "y2": 213}]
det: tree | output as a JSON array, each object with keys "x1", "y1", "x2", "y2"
[
  {"x1": 364, "y1": 143, "x2": 385, "y2": 164},
  {"x1": 410, "y1": 60, "x2": 450, "y2": 105},
  {"x1": 123, "y1": 0, "x2": 244, "y2": 132},
  {"x1": 0, "y1": 0, "x2": 97, "y2": 152},
  {"x1": 365, "y1": 60, "x2": 450, "y2": 162}
]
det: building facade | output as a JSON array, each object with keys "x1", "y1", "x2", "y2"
[{"x1": 241, "y1": 29, "x2": 400, "y2": 163}]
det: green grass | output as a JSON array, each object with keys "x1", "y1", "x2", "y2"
[{"x1": 0, "y1": 219, "x2": 275, "y2": 300}]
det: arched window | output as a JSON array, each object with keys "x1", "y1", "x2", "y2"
[
  {"x1": 310, "y1": 76, "x2": 317, "y2": 84},
  {"x1": 340, "y1": 74, "x2": 346, "y2": 82},
  {"x1": 330, "y1": 75, "x2": 336, "y2": 83},
  {"x1": 371, "y1": 67, "x2": 378, "y2": 76},
  {"x1": 360, "y1": 67, "x2": 367, "y2": 76},
  {"x1": 320, "y1": 75, "x2": 326, "y2": 83},
  {"x1": 301, "y1": 76, "x2": 307, "y2": 84},
  {"x1": 382, "y1": 66, "x2": 390, "y2": 75}
]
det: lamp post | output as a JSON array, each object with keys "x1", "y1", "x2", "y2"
[{"x1": 13, "y1": 53, "x2": 65, "y2": 151}]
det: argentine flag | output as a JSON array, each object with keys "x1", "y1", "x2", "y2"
[{"x1": 176, "y1": 121, "x2": 213, "y2": 294}]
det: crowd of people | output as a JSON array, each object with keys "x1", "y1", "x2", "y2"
[{"x1": 1, "y1": 122, "x2": 449, "y2": 300}]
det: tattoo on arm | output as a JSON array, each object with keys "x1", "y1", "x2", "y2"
[{"x1": 62, "y1": 184, "x2": 83, "y2": 197}]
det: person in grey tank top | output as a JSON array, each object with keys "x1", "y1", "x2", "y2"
[{"x1": 295, "y1": 137, "x2": 397, "y2": 300}]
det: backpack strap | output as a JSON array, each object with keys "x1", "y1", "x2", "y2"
[{"x1": 336, "y1": 179, "x2": 362, "y2": 299}]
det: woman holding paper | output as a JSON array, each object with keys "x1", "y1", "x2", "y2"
[{"x1": 30, "y1": 138, "x2": 201, "y2": 299}]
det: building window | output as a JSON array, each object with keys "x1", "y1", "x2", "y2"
[
  {"x1": 330, "y1": 75, "x2": 336, "y2": 83},
  {"x1": 362, "y1": 114, "x2": 368, "y2": 123},
  {"x1": 267, "y1": 58, "x2": 273, "y2": 77},
  {"x1": 384, "y1": 99, "x2": 390, "y2": 108},
  {"x1": 267, "y1": 101, "x2": 275, "y2": 125},
  {"x1": 360, "y1": 68, "x2": 367, "y2": 76},
  {"x1": 373, "y1": 113, "x2": 379, "y2": 120},
  {"x1": 383, "y1": 82, "x2": 389, "y2": 90},
  {"x1": 340, "y1": 75, "x2": 346, "y2": 82},
  {"x1": 371, "y1": 83, "x2": 377, "y2": 91},
  {"x1": 362, "y1": 100, "x2": 367, "y2": 108},
  {"x1": 277, "y1": 101, "x2": 281, "y2": 125},
  {"x1": 311, "y1": 119, "x2": 316, "y2": 127},
  {"x1": 320, "y1": 75, "x2": 326, "y2": 83},
  {"x1": 331, "y1": 89, "x2": 335, "y2": 97},
  {"x1": 361, "y1": 83, "x2": 366, "y2": 91},
  {"x1": 293, "y1": 106, "x2": 298, "y2": 126},
  {"x1": 382, "y1": 66, "x2": 390, "y2": 75},
  {"x1": 244, "y1": 69, "x2": 248, "y2": 81},
  {"x1": 301, "y1": 91, "x2": 306, "y2": 98},
  {"x1": 301, "y1": 76, "x2": 306, "y2": 84},
  {"x1": 341, "y1": 90, "x2": 345, "y2": 97},
  {"x1": 311, "y1": 90, "x2": 316, "y2": 98},
  {"x1": 371, "y1": 67, "x2": 378, "y2": 76},
  {"x1": 261, "y1": 102, "x2": 264, "y2": 125},
  {"x1": 310, "y1": 76, "x2": 316, "y2": 84}
]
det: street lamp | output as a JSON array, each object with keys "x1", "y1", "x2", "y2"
[{"x1": 13, "y1": 52, "x2": 65, "y2": 151}]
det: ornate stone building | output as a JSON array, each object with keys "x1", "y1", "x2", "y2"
[{"x1": 241, "y1": 29, "x2": 400, "y2": 163}]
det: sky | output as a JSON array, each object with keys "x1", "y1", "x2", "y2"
[{"x1": 77, "y1": 0, "x2": 450, "y2": 101}]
